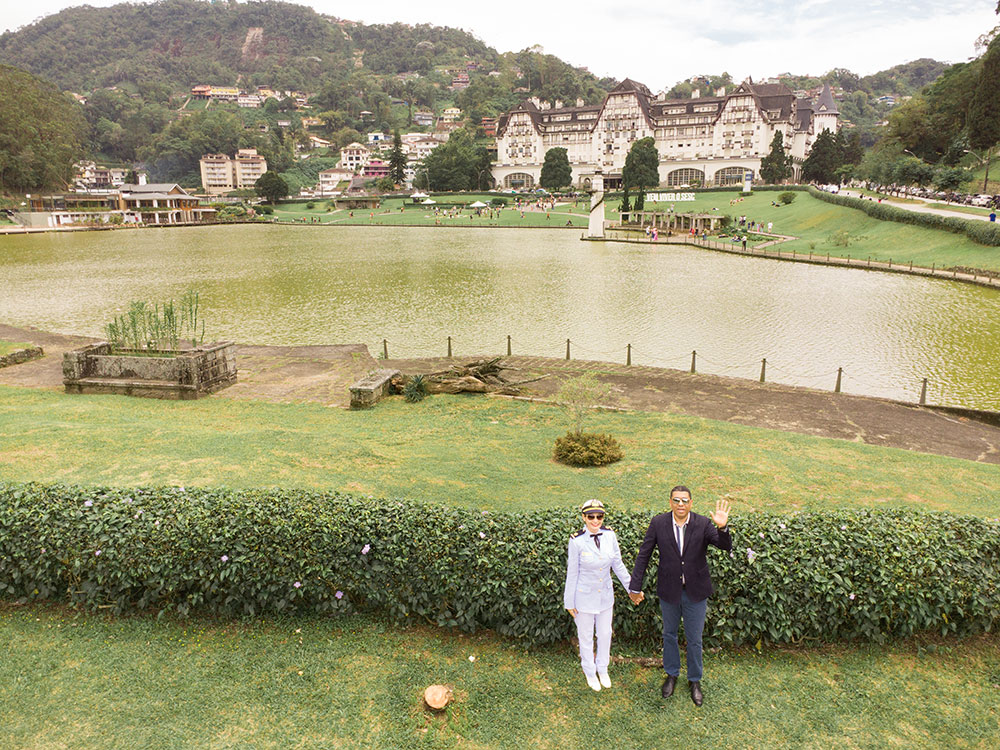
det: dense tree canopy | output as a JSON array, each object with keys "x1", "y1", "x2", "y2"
[
  {"x1": 622, "y1": 137, "x2": 659, "y2": 210},
  {"x1": 540, "y1": 147, "x2": 572, "y2": 190},
  {"x1": 0, "y1": 64, "x2": 87, "y2": 191},
  {"x1": 801, "y1": 130, "x2": 842, "y2": 184},
  {"x1": 418, "y1": 129, "x2": 492, "y2": 192},
  {"x1": 254, "y1": 170, "x2": 289, "y2": 203}
]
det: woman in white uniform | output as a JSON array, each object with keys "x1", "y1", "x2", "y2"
[{"x1": 563, "y1": 499, "x2": 640, "y2": 691}]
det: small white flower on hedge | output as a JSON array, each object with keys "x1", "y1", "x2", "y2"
[
  {"x1": 841, "y1": 525, "x2": 847, "y2": 530},
  {"x1": 849, "y1": 593, "x2": 856, "y2": 600},
  {"x1": 759, "y1": 532, "x2": 764, "y2": 538},
  {"x1": 479, "y1": 532, "x2": 486, "y2": 539},
  {"x1": 95, "y1": 549, "x2": 101, "y2": 556},
  {"x1": 220, "y1": 555, "x2": 229, "y2": 562},
  {"x1": 293, "y1": 581, "x2": 302, "y2": 588},
  {"x1": 469, "y1": 655, "x2": 476, "y2": 662},
  {"x1": 335, "y1": 591, "x2": 344, "y2": 599},
  {"x1": 84, "y1": 500, "x2": 93, "y2": 507},
  {"x1": 361, "y1": 544, "x2": 371, "y2": 555},
  {"x1": 779, "y1": 523, "x2": 786, "y2": 529},
  {"x1": 746, "y1": 548, "x2": 756, "y2": 563}
]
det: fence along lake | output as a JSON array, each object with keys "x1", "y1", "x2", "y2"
[{"x1": 1, "y1": 224, "x2": 998, "y2": 410}]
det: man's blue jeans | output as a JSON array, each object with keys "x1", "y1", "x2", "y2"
[{"x1": 660, "y1": 590, "x2": 708, "y2": 682}]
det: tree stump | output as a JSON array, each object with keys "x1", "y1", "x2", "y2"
[{"x1": 423, "y1": 684, "x2": 453, "y2": 711}]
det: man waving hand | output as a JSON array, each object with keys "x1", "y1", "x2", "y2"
[{"x1": 628, "y1": 486, "x2": 732, "y2": 706}]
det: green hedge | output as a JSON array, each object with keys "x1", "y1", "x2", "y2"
[
  {"x1": 807, "y1": 187, "x2": 1000, "y2": 247},
  {"x1": 2, "y1": 483, "x2": 997, "y2": 646}
]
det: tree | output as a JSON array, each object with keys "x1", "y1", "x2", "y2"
[
  {"x1": 388, "y1": 129, "x2": 407, "y2": 185},
  {"x1": 801, "y1": 130, "x2": 843, "y2": 184},
  {"x1": 622, "y1": 137, "x2": 659, "y2": 210},
  {"x1": 0, "y1": 64, "x2": 87, "y2": 191},
  {"x1": 933, "y1": 166, "x2": 968, "y2": 192},
  {"x1": 759, "y1": 131, "x2": 792, "y2": 184},
  {"x1": 254, "y1": 171, "x2": 289, "y2": 203},
  {"x1": 968, "y1": 35, "x2": 1000, "y2": 190},
  {"x1": 421, "y1": 128, "x2": 491, "y2": 192},
  {"x1": 539, "y1": 147, "x2": 572, "y2": 190}
]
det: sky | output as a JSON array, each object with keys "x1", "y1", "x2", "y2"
[{"x1": 3, "y1": 0, "x2": 998, "y2": 92}]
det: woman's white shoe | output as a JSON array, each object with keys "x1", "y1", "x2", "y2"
[
  {"x1": 598, "y1": 672, "x2": 611, "y2": 688},
  {"x1": 586, "y1": 675, "x2": 602, "y2": 692}
]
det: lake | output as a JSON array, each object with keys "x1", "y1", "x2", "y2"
[{"x1": 1, "y1": 224, "x2": 998, "y2": 409}]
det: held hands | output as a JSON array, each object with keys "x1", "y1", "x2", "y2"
[
  {"x1": 711, "y1": 497, "x2": 732, "y2": 528},
  {"x1": 628, "y1": 591, "x2": 644, "y2": 605},
  {"x1": 567, "y1": 608, "x2": 578, "y2": 618}
]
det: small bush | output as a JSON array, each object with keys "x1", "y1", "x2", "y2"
[
  {"x1": 553, "y1": 431, "x2": 623, "y2": 466},
  {"x1": 257, "y1": 204, "x2": 273, "y2": 215},
  {"x1": 403, "y1": 375, "x2": 428, "y2": 403},
  {"x1": 306, "y1": 202, "x2": 315, "y2": 210},
  {"x1": 778, "y1": 191, "x2": 797, "y2": 205}
]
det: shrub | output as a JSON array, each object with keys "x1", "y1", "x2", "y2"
[
  {"x1": 553, "y1": 431, "x2": 623, "y2": 466},
  {"x1": 257, "y1": 204, "x2": 273, "y2": 215},
  {"x1": 778, "y1": 191, "x2": 797, "y2": 205},
  {"x1": 306, "y1": 202, "x2": 315, "y2": 210},
  {"x1": 1, "y1": 483, "x2": 997, "y2": 648},
  {"x1": 403, "y1": 374, "x2": 428, "y2": 403}
]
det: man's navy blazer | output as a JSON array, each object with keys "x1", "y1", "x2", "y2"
[{"x1": 628, "y1": 511, "x2": 732, "y2": 605}]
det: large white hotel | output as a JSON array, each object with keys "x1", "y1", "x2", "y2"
[{"x1": 492, "y1": 78, "x2": 840, "y2": 190}]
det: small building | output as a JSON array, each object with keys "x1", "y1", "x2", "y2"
[
  {"x1": 317, "y1": 167, "x2": 354, "y2": 195},
  {"x1": 413, "y1": 110, "x2": 435, "y2": 127},
  {"x1": 362, "y1": 159, "x2": 389, "y2": 178},
  {"x1": 339, "y1": 142, "x2": 370, "y2": 172}
]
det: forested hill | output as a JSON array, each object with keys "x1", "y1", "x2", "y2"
[{"x1": 0, "y1": 0, "x2": 501, "y2": 93}]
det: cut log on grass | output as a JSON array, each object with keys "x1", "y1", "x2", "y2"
[
  {"x1": 393, "y1": 357, "x2": 544, "y2": 396},
  {"x1": 423, "y1": 684, "x2": 453, "y2": 710}
]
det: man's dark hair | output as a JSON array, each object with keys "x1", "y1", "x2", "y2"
[{"x1": 670, "y1": 485, "x2": 692, "y2": 498}]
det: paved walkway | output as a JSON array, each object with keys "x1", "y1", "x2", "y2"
[
  {"x1": 3, "y1": 324, "x2": 998, "y2": 464},
  {"x1": 840, "y1": 190, "x2": 995, "y2": 222}
]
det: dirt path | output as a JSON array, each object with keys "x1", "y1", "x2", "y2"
[{"x1": 3, "y1": 324, "x2": 999, "y2": 465}]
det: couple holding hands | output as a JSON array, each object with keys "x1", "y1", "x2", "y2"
[{"x1": 563, "y1": 487, "x2": 732, "y2": 706}]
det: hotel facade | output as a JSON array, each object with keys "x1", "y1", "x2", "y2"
[{"x1": 492, "y1": 78, "x2": 840, "y2": 190}]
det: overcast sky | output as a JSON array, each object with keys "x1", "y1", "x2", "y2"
[{"x1": 4, "y1": 0, "x2": 997, "y2": 91}]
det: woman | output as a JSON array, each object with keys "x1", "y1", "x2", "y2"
[{"x1": 563, "y1": 498, "x2": 639, "y2": 691}]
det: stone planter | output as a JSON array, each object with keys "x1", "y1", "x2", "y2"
[
  {"x1": 0, "y1": 346, "x2": 44, "y2": 369},
  {"x1": 63, "y1": 341, "x2": 237, "y2": 399}
]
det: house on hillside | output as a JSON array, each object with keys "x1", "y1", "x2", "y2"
[{"x1": 199, "y1": 149, "x2": 268, "y2": 195}]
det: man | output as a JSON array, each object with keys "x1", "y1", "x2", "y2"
[{"x1": 629, "y1": 486, "x2": 731, "y2": 706}]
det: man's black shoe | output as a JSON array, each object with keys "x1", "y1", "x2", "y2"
[
  {"x1": 661, "y1": 675, "x2": 677, "y2": 698},
  {"x1": 689, "y1": 680, "x2": 703, "y2": 706}
]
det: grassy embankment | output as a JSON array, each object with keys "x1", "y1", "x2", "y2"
[
  {"x1": 1, "y1": 386, "x2": 998, "y2": 517},
  {"x1": 641, "y1": 190, "x2": 1000, "y2": 273},
  {"x1": 1, "y1": 604, "x2": 997, "y2": 749}
]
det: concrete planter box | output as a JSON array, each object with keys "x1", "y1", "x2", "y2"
[{"x1": 63, "y1": 341, "x2": 237, "y2": 399}]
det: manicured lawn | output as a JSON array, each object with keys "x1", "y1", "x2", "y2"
[
  {"x1": 1, "y1": 386, "x2": 997, "y2": 516},
  {"x1": 648, "y1": 190, "x2": 1000, "y2": 272},
  {"x1": 1, "y1": 604, "x2": 997, "y2": 749},
  {"x1": 271, "y1": 195, "x2": 591, "y2": 228},
  {"x1": 0, "y1": 341, "x2": 33, "y2": 356}
]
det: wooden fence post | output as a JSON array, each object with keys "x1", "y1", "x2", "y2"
[
  {"x1": 626, "y1": 343, "x2": 632, "y2": 366},
  {"x1": 690, "y1": 350, "x2": 697, "y2": 374},
  {"x1": 759, "y1": 358, "x2": 766, "y2": 383},
  {"x1": 383, "y1": 339, "x2": 388, "y2": 359},
  {"x1": 566, "y1": 339, "x2": 571, "y2": 360},
  {"x1": 447, "y1": 336, "x2": 452, "y2": 358},
  {"x1": 835, "y1": 367, "x2": 842, "y2": 393},
  {"x1": 919, "y1": 378, "x2": 928, "y2": 405},
  {"x1": 507, "y1": 335, "x2": 512, "y2": 356}
]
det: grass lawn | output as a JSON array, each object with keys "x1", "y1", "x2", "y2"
[
  {"x1": 0, "y1": 341, "x2": 33, "y2": 356},
  {"x1": 1, "y1": 603, "x2": 997, "y2": 749},
  {"x1": 271, "y1": 195, "x2": 591, "y2": 229},
  {"x1": 1, "y1": 386, "x2": 998, "y2": 517},
  {"x1": 644, "y1": 190, "x2": 1000, "y2": 272}
]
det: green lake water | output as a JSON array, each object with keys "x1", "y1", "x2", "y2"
[{"x1": 1, "y1": 224, "x2": 998, "y2": 409}]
